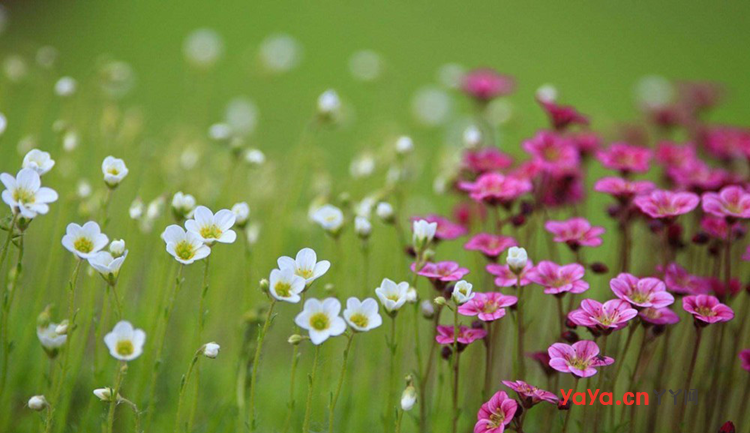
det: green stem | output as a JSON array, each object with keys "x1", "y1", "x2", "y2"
[
  {"x1": 385, "y1": 315, "x2": 398, "y2": 432},
  {"x1": 0, "y1": 223, "x2": 23, "y2": 394},
  {"x1": 515, "y1": 276, "x2": 525, "y2": 379},
  {"x1": 106, "y1": 362, "x2": 125, "y2": 433},
  {"x1": 174, "y1": 347, "x2": 203, "y2": 433},
  {"x1": 673, "y1": 328, "x2": 702, "y2": 432},
  {"x1": 562, "y1": 379, "x2": 579, "y2": 433},
  {"x1": 109, "y1": 280, "x2": 123, "y2": 320},
  {"x1": 451, "y1": 305, "x2": 460, "y2": 433},
  {"x1": 282, "y1": 293, "x2": 308, "y2": 433},
  {"x1": 394, "y1": 409, "x2": 404, "y2": 433},
  {"x1": 302, "y1": 345, "x2": 320, "y2": 433},
  {"x1": 328, "y1": 333, "x2": 354, "y2": 433},
  {"x1": 187, "y1": 256, "x2": 211, "y2": 431},
  {"x1": 249, "y1": 300, "x2": 276, "y2": 431}
]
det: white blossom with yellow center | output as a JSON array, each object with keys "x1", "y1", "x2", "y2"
[
  {"x1": 269, "y1": 268, "x2": 306, "y2": 303},
  {"x1": 277, "y1": 248, "x2": 330, "y2": 287},
  {"x1": 294, "y1": 298, "x2": 346, "y2": 345},
  {"x1": 103, "y1": 320, "x2": 145, "y2": 362},
  {"x1": 161, "y1": 224, "x2": 211, "y2": 265},
  {"x1": 61, "y1": 221, "x2": 109, "y2": 259},
  {"x1": 375, "y1": 278, "x2": 410, "y2": 313},
  {"x1": 185, "y1": 205, "x2": 237, "y2": 245},
  {"x1": 1, "y1": 168, "x2": 58, "y2": 219},
  {"x1": 343, "y1": 297, "x2": 382, "y2": 332}
]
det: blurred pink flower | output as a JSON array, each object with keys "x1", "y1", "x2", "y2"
[
  {"x1": 462, "y1": 68, "x2": 515, "y2": 102},
  {"x1": 610, "y1": 273, "x2": 674, "y2": 308},
  {"x1": 436, "y1": 325, "x2": 487, "y2": 345},
  {"x1": 458, "y1": 292, "x2": 517, "y2": 322},
  {"x1": 474, "y1": 390, "x2": 517, "y2": 433},
  {"x1": 459, "y1": 172, "x2": 532, "y2": 206},
  {"x1": 568, "y1": 299, "x2": 637, "y2": 330},
  {"x1": 413, "y1": 261, "x2": 469, "y2": 282},
  {"x1": 654, "y1": 142, "x2": 696, "y2": 169},
  {"x1": 706, "y1": 277, "x2": 742, "y2": 300},
  {"x1": 596, "y1": 143, "x2": 652, "y2": 174},
  {"x1": 682, "y1": 295, "x2": 734, "y2": 324},
  {"x1": 463, "y1": 147, "x2": 514, "y2": 174},
  {"x1": 527, "y1": 261, "x2": 589, "y2": 295},
  {"x1": 663, "y1": 263, "x2": 707, "y2": 295},
  {"x1": 700, "y1": 216, "x2": 744, "y2": 241},
  {"x1": 537, "y1": 99, "x2": 589, "y2": 131},
  {"x1": 701, "y1": 125, "x2": 749, "y2": 161},
  {"x1": 544, "y1": 217, "x2": 605, "y2": 248},
  {"x1": 638, "y1": 307, "x2": 680, "y2": 326},
  {"x1": 633, "y1": 189, "x2": 700, "y2": 219},
  {"x1": 539, "y1": 173, "x2": 585, "y2": 208},
  {"x1": 487, "y1": 261, "x2": 534, "y2": 287},
  {"x1": 739, "y1": 350, "x2": 750, "y2": 372},
  {"x1": 667, "y1": 159, "x2": 728, "y2": 192},
  {"x1": 412, "y1": 214, "x2": 467, "y2": 240},
  {"x1": 570, "y1": 132, "x2": 602, "y2": 156},
  {"x1": 502, "y1": 380, "x2": 558, "y2": 405},
  {"x1": 522, "y1": 131, "x2": 580, "y2": 175},
  {"x1": 548, "y1": 340, "x2": 614, "y2": 378},
  {"x1": 702, "y1": 185, "x2": 750, "y2": 220},
  {"x1": 594, "y1": 177, "x2": 656, "y2": 201},
  {"x1": 465, "y1": 233, "x2": 518, "y2": 259}
]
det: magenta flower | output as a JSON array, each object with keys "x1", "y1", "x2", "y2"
[
  {"x1": 459, "y1": 172, "x2": 532, "y2": 206},
  {"x1": 667, "y1": 160, "x2": 727, "y2": 192},
  {"x1": 462, "y1": 68, "x2": 515, "y2": 102},
  {"x1": 522, "y1": 131, "x2": 580, "y2": 175},
  {"x1": 594, "y1": 177, "x2": 656, "y2": 202},
  {"x1": 537, "y1": 99, "x2": 589, "y2": 131},
  {"x1": 527, "y1": 261, "x2": 589, "y2": 295},
  {"x1": 706, "y1": 277, "x2": 742, "y2": 300},
  {"x1": 682, "y1": 295, "x2": 734, "y2": 324},
  {"x1": 596, "y1": 143, "x2": 652, "y2": 174},
  {"x1": 528, "y1": 351, "x2": 555, "y2": 377},
  {"x1": 568, "y1": 299, "x2": 637, "y2": 330},
  {"x1": 435, "y1": 325, "x2": 487, "y2": 345},
  {"x1": 548, "y1": 340, "x2": 614, "y2": 378},
  {"x1": 413, "y1": 261, "x2": 469, "y2": 282},
  {"x1": 544, "y1": 217, "x2": 605, "y2": 249},
  {"x1": 663, "y1": 263, "x2": 707, "y2": 295},
  {"x1": 502, "y1": 380, "x2": 558, "y2": 405},
  {"x1": 610, "y1": 273, "x2": 674, "y2": 309},
  {"x1": 633, "y1": 189, "x2": 700, "y2": 219},
  {"x1": 739, "y1": 350, "x2": 750, "y2": 372},
  {"x1": 571, "y1": 132, "x2": 601, "y2": 156},
  {"x1": 702, "y1": 125, "x2": 749, "y2": 161},
  {"x1": 474, "y1": 390, "x2": 517, "y2": 433},
  {"x1": 458, "y1": 292, "x2": 518, "y2": 322},
  {"x1": 702, "y1": 185, "x2": 750, "y2": 220},
  {"x1": 412, "y1": 214, "x2": 467, "y2": 240},
  {"x1": 487, "y1": 261, "x2": 534, "y2": 287},
  {"x1": 638, "y1": 307, "x2": 680, "y2": 326},
  {"x1": 700, "y1": 216, "x2": 743, "y2": 241},
  {"x1": 465, "y1": 233, "x2": 518, "y2": 259},
  {"x1": 463, "y1": 147, "x2": 514, "y2": 174},
  {"x1": 654, "y1": 142, "x2": 696, "y2": 169}
]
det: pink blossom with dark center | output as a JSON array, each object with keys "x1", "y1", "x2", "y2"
[
  {"x1": 539, "y1": 172, "x2": 585, "y2": 208},
  {"x1": 570, "y1": 132, "x2": 601, "y2": 156},
  {"x1": 465, "y1": 233, "x2": 518, "y2": 259},
  {"x1": 596, "y1": 142, "x2": 653, "y2": 174},
  {"x1": 702, "y1": 185, "x2": 750, "y2": 220},
  {"x1": 610, "y1": 273, "x2": 674, "y2": 308},
  {"x1": 638, "y1": 307, "x2": 680, "y2": 326},
  {"x1": 654, "y1": 142, "x2": 696, "y2": 169},
  {"x1": 458, "y1": 292, "x2": 518, "y2": 322},
  {"x1": 700, "y1": 216, "x2": 744, "y2": 241},
  {"x1": 458, "y1": 172, "x2": 532, "y2": 206},
  {"x1": 594, "y1": 177, "x2": 656, "y2": 202},
  {"x1": 501, "y1": 380, "x2": 558, "y2": 405},
  {"x1": 682, "y1": 295, "x2": 734, "y2": 324},
  {"x1": 487, "y1": 261, "x2": 534, "y2": 287},
  {"x1": 435, "y1": 325, "x2": 487, "y2": 345},
  {"x1": 411, "y1": 214, "x2": 467, "y2": 240},
  {"x1": 522, "y1": 131, "x2": 580, "y2": 175},
  {"x1": 474, "y1": 390, "x2": 517, "y2": 433},
  {"x1": 739, "y1": 350, "x2": 750, "y2": 372},
  {"x1": 537, "y1": 98, "x2": 589, "y2": 131},
  {"x1": 633, "y1": 189, "x2": 700, "y2": 219},
  {"x1": 413, "y1": 261, "x2": 469, "y2": 282},
  {"x1": 667, "y1": 160, "x2": 728, "y2": 192},
  {"x1": 568, "y1": 299, "x2": 637, "y2": 330},
  {"x1": 663, "y1": 263, "x2": 707, "y2": 295},
  {"x1": 462, "y1": 68, "x2": 516, "y2": 102},
  {"x1": 548, "y1": 340, "x2": 614, "y2": 378},
  {"x1": 463, "y1": 147, "x2": 514, "y2": 174},
  {"x1": 544, "y1": 217, "x2": 605, "y2": 248},
  {"x1": 527, "y1": 261, "x2": 588, "y2": 295}
]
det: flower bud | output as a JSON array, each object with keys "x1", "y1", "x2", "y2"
[
  {"x1": 590, "y1": 262, "x2": 608, "y2": 274},
  {"x1": 400, "y1": 384, "x2": 417, "y2": 411},
  {"x1": 462, "y1": 126, "x2": 482, "y2": 148},
  {"x1": 719, "y1": 421, "x2": 735, "y2": 433},
  {"x1": 93, "y1": 388, "x2": 117, "y2": 402},
  {"x1": 395, "y1": 136, "x2": 414, "y2": 155},
  {"x1": 317, "y1": 89, "x2": 341, "y2": 122},
  {"x1": 561, "y1": 330, "x2": 579, "y2": 343},
  {"x1": 420, "y1": 300, "x2": 435, "y2": 319},
  {"x1": 434, "y1": 296, "x2": 447, "y2": 306},
  {"x1": 244, "y1": 149, "x2": 265, "y2": 167},
  {"x1": 55, "y1": 320, "x2": 69, "y2": 336},
  {"x1": 451, "y1": 280, "x2": 474, "y2": 305},
  {"x1": 506, "y1": 247, "x2": 528, "y2": 274},
  {"x1": 376, "y1": 202, "x2": 394, "y2": 223},
  {"x1": 28, "y1": 395, "x2": 47, "y2": 411},
  {"x1": 354, "y1": 216, "x2": 372, "y2": 239},
  {"x1": 109, "y1": 239, "x2": 126, "y2": 258},
  {"x1": 412, "y1": 220, "x2": 437, "y2": 252},
  {"x1": 405, "y1": 287, "x2": 418, "y2": 304},
  {"x1": 203, "y1": 342, "x2": 220, "y2": 359},
  {"x1": 232, "y1": 202, "x2": 250, "y2": 228},
  {"x1": 259, "y1": 279, "x2": 270, "y2": 294},
  {"x1": 288, "y1": 334, "x2": 303, "y2": 345},
  {"x1": 37, "y1": 306, "x2": 52, "y2": 328}
]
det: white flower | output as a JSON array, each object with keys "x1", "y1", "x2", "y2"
[
  {"x1": 37, "y1": 324, "x2": 67, "y2": 351},
  {"x1": 231, "y1": 202, "x2": 250, "y2": 226},
  {"x1": 277, "y1": 248, "x2": 330, "y2": 286},
  {"x1": 101, "y1": 156, "x2": 128, "y2": 187},
  {"x1": 185, "y1": 205, "x2": 237, "y2": 245},
  {"x1": 269, "y1": 268, "x2": 306, "y2": 303},
  {"x1": 55, "y1": 321, "x2": 69, "y2": 335},
  {"x1": 406, "y1": 287, "x2": 418, "y2": 304},
  {"x1": 294, "y1": 298, "x2": 347, "y2": 345},
  {"x1": 208, "y1": 123, "x2": 233, "y2": 141},
  {"x1": 88, "y1": 251, "x2": 128, "y2": 281},
  {"x1": 463, "y1": 126, "x2": 482, "y2": 148},
  {"x1": 77, "y1": 180, "x2": 92, "y2": 198},
  {"x1": 375, "y1": 278, "x2": 410, "y2": 314},
  {"x1": 129, "y1": 198, "x2": 144, "y2": 220},
  {"x1": 0, "y1": 113, "x2": 6, "y2": 136},
  {"x1": 395, "y1": 136, "x2": 414, "y2": 155},
  {"x1": 354, "y1": 197, "x2": 376, "y2": 218},
  {"x1": 109, "y1": 239, "x2": 126, "y2": 257},
  {"x1": 354, "y1": 216, "x2": 371, "y2": 238},
  {"x1": 1, "y1": 168, "x2": 58, "y2": 219},
  {"x1": 61, "y1": 222, "x2": 109, "y2": 259},
  {"x1": 401, "y1": 386, "x2": 417, "y2": 411},
  {"x1": 54, "y1": 76, "x2": 77, "y2": 97},
  {"x1": 161, "y1": 225, "x2": 211, "y2": 265},
  {"x1": 28, "y1": 395, "x2": 47, "y2": 411},
  {"x1": 93, "y1": 388, "x2": 117, "y2": 402},
  {"x1": 146, "y1": 196, "x2": 165, "y2": 220},
  {"x1": 183, "y1": 28, "x2": 224, "y2": 68},
  {"x1": 22, "y1": 149, "x2": 55, "y2": 175},
  {"x1": 245, "y1": 223, "x2": 261, "y2": 245},
  {"x1": 317, "y1": 89, "x2": 341, "y2": 120},
  {"x1": 63, "y1": 130, "x2": 79, "y2": 152},
  {"x1": 451, "y1": 280, "x2": 474, "y2": 305},
  {"x1": 203, "y1": 342, "x2": 220, "y2": 359},
  {"x1": 412, "y1": 219, "x2": 437, "y2": 249},
  {"x1": 343, "y1": 297, "x2": 382, "y2": 332},
  {"x1": 350, "y1": 154, "x2": 375, "y2": 178},
  {"x1": 376, "y1": 202, "x2": 394, "y2": 222},
  {"x1": 171, "y1": 192, "x2": 196, "y2": 218},
  {"x1": 506, "y1": 247, "x2": 528, "y2": 274},
  {"x1": 103, "y1": 320, "x2": 146, "y2": 362},
  {"x1": 244, "y1": 148, "x2": 265, "y2": 166},
  {"x1": 311, "y1": 204, "x2": 344, "y2": 234},
  {"x1": 536, "y1": 84, "x2": 558, "y2": 103}
]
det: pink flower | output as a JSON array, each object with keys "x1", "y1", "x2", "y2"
[
  {"x1": 667, "y1": 160, "x2": 728, "y2": 192},
  {"x1": 638, "y1": 307, "x2": 680, "y2": 326},
  {"x1": 702, "y1": 185, "x2": 750, "y2": 220},
  {"x1": 700, "y1": 216, "x2": 743, "y2": 241},
  {"x1": 412, "y1": 214, "x2": 467, "y2": 240},
  {"x1": 413, "y1": 261, "x2": 469, "y2": 282},
  {"x1": 502, "y1": 380, "x2": 558, "y2": 405},
  {"x1": 459, "y1": 292, "x2": 518, "y2": 322},
  {"x1": 633, "y1": 189, "x2": 700, "y2": 219},
  {"x1": 544, "y1": 217, "x2": 605, "y2": 249},
  {"x1": 462, "y1": 68, "x2": 515, "y2": 102},
  {"x1": 610, "y1": 273, "x2": 674, "y2": 309},
  {"x1": 463, "y1": 147, "x2": 514, "y2": 174},
  {"x1": 594, "y1": 177, "x2": 656, "y2": 202},
  {"x1": 465, "y1": 234, "x2": 518, "y2": 259},
  {"x1": 459, "y1": 173, "x2": 532, "y2": 206},
  {"x1": 522, "y1": 131, "x2": 580, "y2": 175},
  {"x1": 474, "y1": 391, "x2": 517, "y2": 433},
  {"x1": 548, "y1": 340, "x2": 614, "y2": 378},
  {"x1": 571, "y1": 132, "x2": 602, "y2": 156},
  {"x1": 436, "y1": 325, "x2": 487, "y2": 345},
  {"x1": 682, "y1": 295, "x2": 734, "y2": 324},
  {"x1": 528, "y1": 351, "x2": 555, "y2": 377},
  {"x1": 539, "y1": 173, "x2": 585, "y2": 208},
  {"x1": 537, "y1": 99, "x2": 589, "y2": 131},
  {"x1": 654, "y1": 142, "x2": 696, "y2": 169},
  {"x1": 568, "y1": 299, "x2": 637, "y2": 330},
  {"x1": 739, "y1": 350, "x2": 750, "y2": 372},
  {"x1": 596, "y1": 143, "x2": 652, "y2": 174},
  {"x1": 527, "y1": 261, "x2": 589, "y2": 295},
  {"x1": 706, "y1": 277, "x2": 742, "y2": 300},
  {"x1": 701, "y1": 125, "x2": 749, "y2": 161},
  {"x1": 487, "y1": 261, "x2": 534, "y2": 287},
  {"x1": 663, "y1": 263, "x2": 707, "y2": 295}
]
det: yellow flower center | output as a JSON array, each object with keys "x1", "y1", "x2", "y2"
[
  {"x1": 696, "y1": 306, "x2": 716, "y2": 317},
  {"x1": 297, "y1": 268, "x2": 313, "y2": 279},
  {"x1": 199, "y1": 224, "x2": 222, "y2": 239},
  {"x1": 348, "y1": 313, "x2": 369, "y2": 329},
  {"x1": 309, "y1": 312, "x2": 330, "y2": 331},
  {"x1": 569, "y1": 357, "x2": 590, "y2": 370},
  {"x1": 629, "y1": 291, "x2": 649, "y2": 304},
  {"x1": 175, "y1": 241, "x2": 195, "y2": 260},
  {"x1": 116, "y1": 340, "x2": 134, "y2": 356},
  {"x1": 386, "y1": 294, "x2": 401, "y2": 302},
  {"x1": 489, "y1": 412, "x2": 505, "y2": 428},
  {"x1": 274, "y1": 282, "x2": 292, "y2": 298},
  {"x1": 74, "y1": 237, "x2": 94, "y2": 253},
  {"x1": 107, "y1": 167, "x2": 119, "y2": 176},
  {"x1": 12, "y1": 188, "x2": 35, "y2": 204}
]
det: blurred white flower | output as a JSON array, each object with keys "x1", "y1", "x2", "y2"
[
  {"x1": 354, "y1": 216, "x2": 371, "y2": 238},
  {"x1": 104, "y1": 320, "x2": 145, "y2": 362},
  {"x1": 109, "y1": 239, "x2": 126, "y2": 257},
  {"x1": 401, "y1": 385, "x2": 417, "y2": 411},
  {"x1": 343, "y1": 297, "x2": 382, "y2": 332},
  {"x1": 506, "y1": 246, "x2": 528, "y2": 274},
  {"x1": 54, "y1": 76, "x2": 77, "y2": 97},
  {"x1": 277, "y1": 247, "x2": 330, "y2": 286},
  {"x1": 350, "y1": 153, "x2": 375, "y2": 178},
  {"x1": 245, "y1": 222, "x2": 261, "y2": 245},
  {"x1": 405, "y1": 287, "x2": 418, "y2": 304},
  {"x1": 99, "y1": 60, "x2": 135, "y2": 99},
  {"x1": 146, "y1": 196, "x2": 165, "y2": 221},
  {"x1": 375, "y1": 202, "x2": 394, "y2": 222},
  {"x1": 317, "y1": 89, "x2": 341, "y2": 121},
  {"x1": 231, "y1": 202, "x2": 250, "y2": 227},
  {"x1": 354, "y1": 197, "x2": 375, "y2": 218},
  {"x1": 185, "y1": 205, "x2": 237, "y2": 245},
  {"x1": 0, "y1": 113, "x2": 6, "y2": 136},
  {"x1": 180, "y1": 147, "x2": 199, "y2": 170},
  {"x1": 311, "y1": 204, "x2": 344, "y2": 235},
  {"x1": 129, "y1": 198, "x2": 144, "y2": 220},
  {"x1": 451, "y1": 280, "x2": 475, "y2": 305},
  {"x1": 61, "y1": 221, "x2": 108, "y2": 259},
  {"x1": 203, "y1": 342, "x2": 220, "y2": 359},
  {"x1": 635, "y1": 75, "x2": 674, "y2": 108},
  {"x1": 395, "y1": 136, "x2": 413, "y2": 155},
  {"x1": 37, "y1": 323, "x2": 66, "y2": 356},
  {"x1": 244, "y1": 148, "x2": 265, "y2": 166},
  {"x1": 412, "y1": 87, "x2": 452, "y2": 127},
  {"x1": 93, "y1": 388, "x2": 117, "y2": 402},
  {"x1": 22, "y1": 149, "x2": 55, "y2": 176},
  {"x1": 348, "y1": 50, "x2": 382, "y2": 82},
  {"x1": 436, "y1": 63, "x2": 466, "y2": 89},
  {"x1": 101, "y1": 156, "x2": 128, "y2": 188},
  {"x1": 36, "y1": 46, "x2": 58, "y2": 69},
  {"x1": 28, "y1": 395, "x2": 47, "y2": 411},
  {"x1": 62, "y1": 130, "x2": 79, "y2": 152},
  {"x1": 208, "y1": 123, "x2": 233, "y2": 142},
  {"x1": 375, "y1": 278, "x2": 409, "y2": 314},
  {"x1": 269, "y1": 268, "x2": 306, "y2": 303},
  {"x1": 171, "y1": 191, "x2": 196, "y2": 219},
  {"x1": 183, "y1": 28, "x2": 224, "y2": 68},
  {"x1": 412, "y1": 219, "x2": 437, "y2": 250},
  {"x1": 4, "y1": 55, "x2": 28, "y2": 83},
  {"x1": 294, "y1": 298, "x2": 346, "y2": 345},
  {"x1": 1, "y1": 168, "x2": 58, "y2": 218},
  {"x1": 463, "y1": 126, "x2": 482, "y2": 148},
  {"x1": 259, "y1": 34, "x2": 302, "y2": 73},
  {"x1": 225, "y1": 97, "x2": 258, "y2": 137},
  {"x1": 536, "y1": 84, "x2": 558, "y2": 103},
  {"x1": 76, "y1": 180, "x2": 92, "y2": 199}
]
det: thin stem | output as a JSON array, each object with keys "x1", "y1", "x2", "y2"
[
  {"x1": 562, "y1": 379, "x2": 579, "y2": 433},
  {"x1": 302, "y1": 345, "x2": 321, "y2": 433},
  {"x1": 394, "y1": 409, "x2": 404, "y2": 433},
  {"x1": 483, "y1": 321, "x2": 493, "y2": 401},
  {"x1": 673, "y1": 328, "x2": 702, "y2": 432},
  {"x1": 592, "y1": 335, "x2": 608, "y2": 433},
  {"x1": 328, "y1": 333, "x2": 354, "y2": 433},
  {"x1": 556, "y1": 296, "x2": 565, "y2": 337},
  {"x1": 282, "y1": 293, "x2": 307, "y2": 433},
  {"x1": 385, "y1": 315, "x2": 398, "y2": 432},
  {"x1": 174, "y1": 347, "x2": 203, "y2": 433},
  {"x1": 106, "y1": 362, "x2": 125, "y2": 433},
  {"x1": 451, "y1": 305, "x2": 460, "y2": 433},
  {"x1": 0, "y1": 222, "x2": 23, "y2": 394},
  {"x1": 109, "y1": 280, "x2": 124, "y2": 320},
  {"x1": 249, "y1": 300, "x2": 276, "y2": 431},
  {"x1": 187, "y1": 256, "x2": 211, "y2": 431},
  {"x1": 515, "y1": 276, "x2": 525, "y2": 379}
]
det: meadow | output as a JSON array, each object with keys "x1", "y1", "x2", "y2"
[{"x1": 0, "y1": 2, "x2": 749, "y2": 433}]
